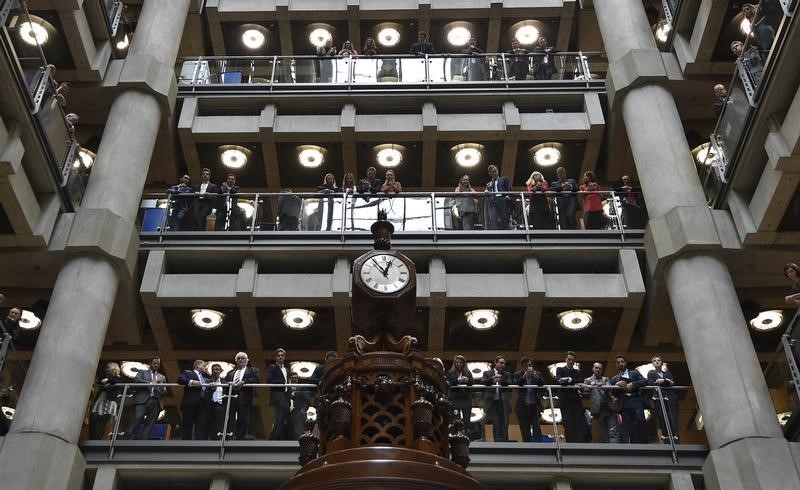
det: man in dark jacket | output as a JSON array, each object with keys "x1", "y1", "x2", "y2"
[
  {"x1": 223, "y1": 351, "x2": 260, "y2": 440},
  {"x1": 481, "y1": 355, "x2": 512, "y2": 441},
  {"x1": 177, "y1": 359, "x2": 209, "y2": 439},
  {"x1": 513, "y1": 357, "x2": 545, "y2": 442}
]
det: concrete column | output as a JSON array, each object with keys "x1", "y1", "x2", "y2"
[
  {"x1": 209, "y1": 473, "x2": 232, "y2": 490},
  {"x1": 0, "y1": 2, "x2": 191, "y2": 489},
  {"x1": 593, "y1": 2, "x2": 800, "y2": 487}
]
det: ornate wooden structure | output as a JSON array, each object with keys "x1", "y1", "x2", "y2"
[{"x1": 282, "y1": 213, "x2": 484, "y2": 489}]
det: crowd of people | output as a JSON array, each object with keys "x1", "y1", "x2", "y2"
[{"x1": 165, "y1": 165, "x2": 645, "y2": 232}]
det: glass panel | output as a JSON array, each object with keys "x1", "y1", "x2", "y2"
[
  {"x1": 352, "y1": 57, "x2": 379, "y2": 84},
  {"x1": 34, "y1": 80, "x2": 72, "y2": 177},
  {"x1": 300, "y1": 194, "x2": 344, "y2": 231},
  {"x1": 713, "y1": 75, "x2": 751, "y2": 175},
  {"x1": 399, "y1": 57, "x2": 427, "y2": 83}
]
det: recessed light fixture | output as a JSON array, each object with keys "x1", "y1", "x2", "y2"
[
  {"x1": 547, "y1": 362, "x2": 581, "y2": 378},
  {"x1": 470, "y1": 407, "x2": 486, "y2": 423},
  {"x1": 309, "y1": 27, "x2": 332, "y2": 48},
  {"x1": 654, "y1": 20, "x2": 671, "y2": 43},
  {"x1": 219, "y1": 145, "x2": 250, "y2": 169},
  {"x1": 541, "y1": 408, "x2": 562, "y2": 424},
  {"x1": 120, "y1": 361, "x2": 150, "y2": 379},
  {"x1": 740, "y1": 18, "x2": 752, "y2": 35},
  {"x1": 635, "y1": 362, "x2": 669, "y2": 379},
  {"x1": 557, "y1": 309, "x2": 593, "y2": 331},
  {"x1": 297, "y1": 146, "x2": 325, "y2": 168},
  {"x1": 204, "y1": 361, "x2": 236, "y2": 378},
  {"x1": 375, "y1": 145, "x2": 403, "y2": 168},
  {"x1": 290, "y1": 361, "x2": 320, "y2": 379},
  {"x1": 116, "y1": 34, "x2": 130, "y2": 50},
  {"x1": 306, "y1": 406, "x2": 318, "y2": 422},
  {"x1": 377, "y1": 27, "x2": 401, "y2": 47},
  {"x1": 19, "y1": 310, "x2": 42, "y2": 330},
  {"x1": 191, "y1": 309, "x2": 225, "y2": 330},
  {"x1": 692, "y1": 142, "x2": 716, "y2": 165},
  {"x1": 242, "y1": 29, "x2": 266, "y2": 49},
  {"x1": 304, "y1": 201, "x2": 319, "y2": 216},
  {"x1": 77, "y1": 148, "x2": 95, "y2": 169},
  {"x1": 530, "y1": 143, "x2": 563, "y2": 167},
  {"x1": 514, "y1": 25, "x2": 540, "y2": 46},
  {"x1": 465, "y1": 309, "x2": 499, "y2": 330},
  {"x1": 452, "y1": 143, "x2": 484, "y2": 168},
  {"x1": 19, "y1": 20, "x2": 49, "y2": 46},
  {"x1": 447, "y1": 26, "x2": 471, "y2": 46},
  {"x1": 778, "y1": 411, "x2": 793, "y2": 426},
  {"x1": 237, "y1": 201, "x2": 254, "y2": 220},
  {"x1": 2, "y1": 406, "x2": 15, "y2": 420},
  {"x1": 749, "y1": 310, "x2": 784, "y2": 332},
  {"x1": 467, "y1": 361, "x2": 491, "y2": 380},
  {"x1": 282, "y1": 308, "x2": 316, "y2": 330}
]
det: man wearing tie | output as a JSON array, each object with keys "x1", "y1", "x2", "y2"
[
  {"x1": 611, "y1": 355, "x2": 648, "y2": 443},
  {"x1": 485, "y1": 164, "x2": 513, "y2": 230},
  {"x1": 513, "y1": 357, "x2": 545, "y2": 442},
  {"x1": 224, "y1": 351, "x2": 260, "y2": 440},
  {"x1": 206, "y1": 363, "x2": 226, "y2": 439},
  {"x1": 267, "y1": 348, "x2": 292, "y2": 440},
  {"x1": 555, "y1": 351, "x2": 590, "y2": 442},
  {"x1": 177, "y1": 359, "x2": 209, "y2": 440},
  {"x1": 126, "y1": 356, "x2": 166, "y2": 439},
  {"x1": 481, "y1": 355, "x2": 512, "y2": 441},
  {"x1": 191, "y1": 168, "x2": 220, "y2": 231}
]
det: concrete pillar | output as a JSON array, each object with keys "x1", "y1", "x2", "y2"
[
  {"x1": 668, "y1": 471, "x2": 695, "y2": 490},
  {"x1": 0, "y1": 1, "x2": 191, "y2": 489},
  {"x1": 92, "y1": 466, "x2": 124, "y2": 490},
  {"x1": 209, "y1": 473, "x2": 232, "y2": 490},
  {"x1": 550, "y1": 475, "x2": 572, "y2": 490},
  {"x1": 593, "y1": 1, "x2": 800, "y2": 488}
]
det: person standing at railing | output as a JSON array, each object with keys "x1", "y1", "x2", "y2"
[
  {"x1": 124, "y1": 356, "x2": 166, "y2": 440},
  {"x1": 267, "y1": 348, "x2": 291, "y2": 440},
  {"x1": 88, "y1": 362, "x2": 125, "y2": 439},
  {"x1": 513, "y1": 357, "x2": 545, "y2": 442},
  {"x1": 712, "y1": 84, "x2": 728, "y2": 117},
  {"x1": 224, "y1": 351, "x2": 260, "y2": 440},
  {"x1": 784, "y1": 263, "x2": 800, "y2": 307},
  {"x1": 0, "y1": 307, "x2": 21, "y2": 343},
  {"x1": 277, "y1": 188, "x2": 302, "y2": 231},
  {"x1": 65, "y1": 113, "x2": 79, "y2": 142},
  {"x1": 286, "y1": 372, "x2": 311, "y2": 440},
  {"x1": 359, "y1": 166, "x2": 383, "y2": 196},
  {"x1": 380, "y1": 169, "x2": 402, "y2": 193},
  {"x1": 551, "y1": 167, "x2": 580, "y2": 230},
  {"x1": 206, "y1": 363, "x2": 226, "y2": 439},
  {"x1": 410, "y1": 31, "x2": 436, "y2": 55},
  {"x1": 314, "y1": 173, "x2": 342, "y2": 231},
  {"x1": 363, "y1": 37, "x2": 379, "y2": 56},
  {"x1": 341, "y1": 173, "x2": 357, "y2": 194},
  {"x1": 647, "y1": 356, "x2": 679, "y2": 444},
  {"x1": 167, "y1": 174, "x2": 193, "y2": 231},
  {"x1": 525, "y1": 171, "x2": 555, "y2": 230},
  {"x1": 461, "y1": 38, "x2": 486, "y2": 81},
  {"x1": 177, "y1": 359, "x2": 210, "y2": 440},
  {"x1": 447, "y1": 355, "x2": 474, "y2": 434},
  {"x1": 317, "y1": 39, "x2": 337, "y2": 83},
  {"x1": 731, "y1": 40, "x2": 763, "y2": 87},
  {"x1": 742, "y1": 3, "x2": 776, "y2": 54},
  {"x1": 555, "y1": 351, "x2": 590, "y2": 443},
  {"x1": 215, "y1": 173, "x2": 244, "y2": 231},
  {"x1": 485, "y1": 164, "x2": 512, "y2": 230},
  {"x1": 310, "y1": 351, "x2": 338, "y2": 385},
  {"x1": 532, "y1": 36, "x2": 557, "y2": 81},
  {"x1": 580, "y1": 362, "x2": 618, "y2": 443},
  {"x1": 454, "y1": 175, "x2": 478, "y2": 230},
  {"x1": 580, "y1": 171, "x2": 605, "y2": 230},
  {"x1": 338, "y1": 40, "x2": 358, "y2": 57},
  {"x1": 481, "y1": 355, "x2": 512, "y2": 442},
  {"x1": 192, "y1": 168, "x2": 220, "y2": 231},
  {"x1": 614, "y1": 175, "x2": 643, "y2": 229},
  {"x1": 611, "y1": 355, "x2": 647, "y2": 444},
  {"x1": 507, "y1": 39, "x2": 530, "y2": 81}
]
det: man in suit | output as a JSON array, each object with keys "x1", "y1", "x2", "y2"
[
  {"x1": 223, "y1": 351, "x2": 260, "y2": 440},
  {"x1": 551, "y1": 166, "x2": 579, "y2": 230},
  {"x1": 267, "y1": 348, "x2": 291, "y2": 440},
  {"x1": 409, "y1": 31, "x2": 436, "y2": 55},
  {"x1": 611, "y1": 355, "x2": 648, "y2": 443},
  {"x1": 206, "y1": 363, "x2": 226, "y2": 439},
  {"x1": 192, "y1": 168, "x2": 220, "y2": 231},
  {"x1": 177, "y1": 359, "x2": 209, "y2": 440},
  {"x1": 580, "y1": 362, "x2": 619, "y2": 443},
  {"x1": 0, "y1": 306, "x2": 21, "y2": 343},
  {"x1": 513, "y1": 356, "x2": 545, "y2": 442},
  {"x1": 481, "y1": 355, "x2": 512, "y2": 441},
  {"x1": 167, "y1": 174, "x2": 193, "y2": 231},
  {"x1": 286, "y1": 372, "x2": 312, "y2": 440},
  {"x1": 125, "y1": 356, "x2": 166, "y2": 439},
  {"x1": 555, "y1": 351, "x2": 589, "y2": 442},
  {"x1": 614, "y1": 175, "x2": 644, "y2": 229},
  {"x1": 485, "y1": 164, "x2": 513, "y2": 230},
  {"x1": 310, "y1": 351, "x2": 338, "y2": 385},
  {"x1": 215, "y1": 173, "x2": 244, "y2": 231},
  {"x1": 647, "y1": 355, "x2": 679, "y2": 443}
]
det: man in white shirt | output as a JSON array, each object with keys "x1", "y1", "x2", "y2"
[
  {"x1": 177, "y1": 359, "x2": 209, "y2": 439},
  {"x1": 267, "y1": 348, "x2": 291, "y2": 440},
  {"x1": 192, "y1": 168, "x2": 220, "y2": 231},
  {"x1": 223, "y1": 351, "x2": 259, "y2": 440},
  {"x1": 206, "y1": 363, "x2": 226, "y2": 439}
]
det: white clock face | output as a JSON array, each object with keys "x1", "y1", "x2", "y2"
[{"x1": 359, "y1": 253, "x2": 411, "y2": 294}]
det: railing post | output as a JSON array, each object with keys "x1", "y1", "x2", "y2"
[
  {"x1": 546, "y1": 385, "x2": 562, "y2": 463},
  {"x1": 609, "y1": 190, "x2": 625, "y2": 242},
  {"x1": 430, "y1": 192, "x2": 437, "y2": 242},
  {"x1": 341, "y1": 192, "x2": 347, "y2": 242},
  {"x1": 107, "y1": 383, "x2": 130, "y2": 459},
  {"x1": 219, "y1": 382, "x2": 235, "y2": 460},
  {"x1": 521, "y1": 191, "x2": 530, "y2": 241},
  {"x1": 654, "y1": 386, "x2": 679, "y2": 464}
]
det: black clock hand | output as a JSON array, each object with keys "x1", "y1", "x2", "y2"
[{"x1": 371, "y1": 258, "x2": 388, "y2": 277}]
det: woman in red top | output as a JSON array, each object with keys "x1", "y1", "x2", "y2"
[{"x1": 580, "y1": 171, "x2": 604, "y2": 230}]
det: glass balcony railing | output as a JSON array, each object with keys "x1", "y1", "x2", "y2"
[
  {"x1": 176, "y1": 52, "x2": 607, "y2": 91},
  {"x1": 75, "y1": 380, "x2": 701, "y2": 463},
  {"x1": 763, "y1": 309, "x2": 800, "y2": 441},
  {"x1": 137, "y1": 190, "x2": 647, "y2": 243}
]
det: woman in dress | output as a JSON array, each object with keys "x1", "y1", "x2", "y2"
[
  {"x1": 446, "y1": 355, "x2": 474, "y2": 433},
  {"x1": 580, "y1": 170, "x2": 604, "y2": 230},
  {"x1": 525, "y1": 171, "x2": 554, "y2": 229},
  {"x1": 454, "y1": 175, "x2": 478, "y2": 230},
  {"x1": 89, "y1": 362, "x2": 125, "y2": 439}
]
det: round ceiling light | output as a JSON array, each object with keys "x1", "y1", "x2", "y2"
[
  {"x1": 541, "y1": 408, "x2": 562, "y2": 424},
  {"x1": 237, "y1": 201, "x2": 254, "y2": 219},
  {"x1": 557, "y1": 309, "x2": 593, "y2": 331},
  {"x1": 740, "y1": 18, "x2": 752, "y2": 35},
  {"x1": 447, "y1": 26, "x2": 472, "y2": 47},
  {"x1": 116, "y1": 34, "x2": 130, "y2": 50},
  {"x1": 467, "y1": 361, "x2": 491, "y2": 380},
  {"x1": 242, "y1": 29, "x2": 266, "y2": 49},
  {"x1": 547, "y1": 362, "x2": 581, "y2": 378},
  {"x1": 290, "y1": 361, "x2": 319, "y2": 379},
  {"x1": 377, "y1": 27, "x2": 401, "y2": 47},
  {"x1": 778, "y1": 411, "x2": 793, "y2": 427},
  {"x1": 191, "y1": 308, "x2": 225, "y2": 330},
  {"x1": 306, "y1": 406, "x2": 318, "y2": 422},
  {"x1": 635, "y1": 362, "x2": 669, "y2": 379},
  {"x1": 749, "y1": 310, "x2": 784, "y2": 332},
  {"x1": 2, "y1": 406, "x2": 15, "y2": 420},
  {"x1": 220, "y1": 146, "x2": 248, "y2": 169},
  {"x1": 77, "y1": 148, "x2": 95, "y2": 169},
  {"x1": 282, "y1": 308, "x2": 316, "y2": 330},
  {"x1": 453, "y1": 145, "x2": 483, "y2": 168},
  {"x1": 655, "y1": 20, "x2": 671, "y2": 43},
  {"x1": 514, "y1": 25, "x2": 540, "y2": 46},
  {"x1": 533, "y1": 145, "x2": 562, "y2": 167},
  {"x1": 19, "y1": 20, "x2": 48, "y2": 46},
  {"x1": 19, "y1": 310, "x2": 42, "y2": 330},
  {"x1": 298, "y1": 146, "x2": 325, "y2": 168},
  {"x1": 465, "y1": 309, "x2": 499, "y2": 330},
  {"x1": 309, "y1": 28, "x2": 332, "y2": 48},
  {"x1": 470, "y1": 407, "x2": 486, "y2": 423},
  {"x1": 204, "y1": 361, "x2": 236, "y2": 378},
  {"x1": 693, "y1": 143, "x2": 716, "y2": 165},
  {"x1": 376, "y1": 147, "x2": 403, "y2": 168},
  {"x1": 120, "y1": 361, "x2": 150, "y2": 379}
]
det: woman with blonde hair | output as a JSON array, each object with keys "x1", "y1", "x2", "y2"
[
  {"x1": 526, "y1": 171, "x2": 554, "y2": 229},
  {"x1": 89, "y1": 362, "x2": 125, "y2": 439},
  {"x1": 447, "y1": 355, "x2": 474, "y2": 431}
]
